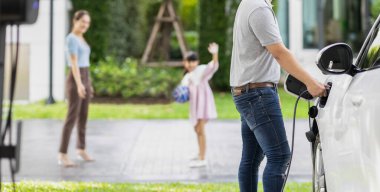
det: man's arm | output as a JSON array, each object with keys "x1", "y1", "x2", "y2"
[{"x1": 266, "y1": 43, "x2": 326, "y2": 97}]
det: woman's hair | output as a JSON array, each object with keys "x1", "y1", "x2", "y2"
[
  {"x1": 73, "y1": 10, "x2": 90, "y2": 22},
  {"x1": 185, "y1": 51, "x2": 199, "y2": 62}
]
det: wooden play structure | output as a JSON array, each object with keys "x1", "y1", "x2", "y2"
[{"x1": 141, "y1": 0, "x2": 188, "y2": 67}]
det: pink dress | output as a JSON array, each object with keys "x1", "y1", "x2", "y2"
[{"x1": 181, "y1": 61, "x2": 219, "y2": 126}]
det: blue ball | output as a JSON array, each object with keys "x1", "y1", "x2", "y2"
[{"x1": 172, "y1": 86, "x2": 189, "y2": 103}]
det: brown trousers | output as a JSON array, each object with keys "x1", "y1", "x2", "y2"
[{"x1": 59, "y1": 67, "x2": 92, "y2": 154}]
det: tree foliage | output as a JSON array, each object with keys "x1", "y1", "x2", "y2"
[
  {"x1": 70, "y1": 0, "x2": 110, "y2": 63},
  {"x1": 372, "y1": 0, "x2": 380, "y2": 20},
  {"x1": 199, "y1": 0, "x2": 229, "y2": 90},
  {"x1": 71, "y1": 0, "x2": 148, "y2": 64},
  {"x1": 179, "y1": 0, "x2": 199, "y2": 30}
]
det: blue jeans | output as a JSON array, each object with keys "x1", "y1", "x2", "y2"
[{"x1": 232, "y1": 87, "x2": 291, "y2": 192}]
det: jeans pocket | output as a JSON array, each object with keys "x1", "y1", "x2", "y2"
[
  {"x1": 235, "y1": 99, "x2": 271, "y2": 130},
  {"x1": 252, "y1": 96, "x2": 272, "y2": 127},
  {"x1": 234, "y1": 94, "x2": 257, "y2": 128},
  {"x1": 232, "y1": 90, "x2": 250, "y2": 102},
  {"x1": 259, "y1": 90, "x2": 282, "y2": 118}
]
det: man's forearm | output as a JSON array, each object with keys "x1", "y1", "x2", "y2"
[{"x1": 275, "y1": 49, "x2": 315, "y2": 86}]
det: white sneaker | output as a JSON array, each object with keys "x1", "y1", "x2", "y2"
[
  {"x1": 189, "y1": 154, "x2": 199, "y2": 161},
  {"x1": 189, "y1": 159, "x2": 207, "y2": 168}
]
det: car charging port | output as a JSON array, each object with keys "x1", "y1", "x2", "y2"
[{"x1": 319, "y1": 82, "x2": 332, "y2": 108}]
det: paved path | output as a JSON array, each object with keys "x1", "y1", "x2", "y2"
[{"x1": 1, "y1": 119, "x2": 313, "y2": 183}]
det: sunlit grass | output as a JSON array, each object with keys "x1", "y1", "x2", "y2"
[{"x1": 13, "y1": 88, "x2": 310, "y2": 120}]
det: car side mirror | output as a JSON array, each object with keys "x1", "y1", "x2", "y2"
[{"x1": 316, "y1": 43, "x2": 353, "y2": 75}]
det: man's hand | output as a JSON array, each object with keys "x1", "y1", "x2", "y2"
[
  {"x1": 306, "y1": 80, "x2": 327, "y2": 98},
  {"x1": 266, "y1": 43, "x2": 326, "y2": 98}
]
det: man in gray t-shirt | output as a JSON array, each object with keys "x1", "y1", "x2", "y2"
[
  {"x1": 230, "y1": 0, "x2": 281, "y2": 86},
  {"x1": 230, "y1": 1, "x2": 326, "y2": 192}
]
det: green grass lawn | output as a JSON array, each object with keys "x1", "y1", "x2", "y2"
[
  {"x1": 13, "y1": 88, "x2": 311, "y2": 120},
  {"x1": 3, "y1": 182, "x2": 311, "y2": 192}
]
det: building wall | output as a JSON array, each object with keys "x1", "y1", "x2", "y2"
[
  {"x1": 4, "y1": 45, "x2": 30, "y2": 101},
  {"x1": 5, "y1": 0, "x2": 70, "y2": 102}
]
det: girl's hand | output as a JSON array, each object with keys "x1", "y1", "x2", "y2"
[
  {"x1": 208, "y1": 43, "x2": 219, "y2": 55},
  {"x1": 77, "y1": 83, "x2": 87, "y2": 99}
]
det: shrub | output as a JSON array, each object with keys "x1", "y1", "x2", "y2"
[{"x1": 91, "y1": 57, "x2": 183, "y2": 99}]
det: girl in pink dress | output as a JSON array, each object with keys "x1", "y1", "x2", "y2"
[{"x1": 181, "y1": 43, "x2": 219, "y2": 167}]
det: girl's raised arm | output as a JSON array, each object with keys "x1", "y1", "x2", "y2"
[{"x1": 202, "y1": 43, "x2": 219, "y2": 80}]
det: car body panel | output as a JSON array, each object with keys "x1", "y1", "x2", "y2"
[
  {"x1": 316, "y1": 68, "x2": 380, "y2": 191},
  {"x1": 309, "y1": 13, "x2": 380, "y2": 191}
]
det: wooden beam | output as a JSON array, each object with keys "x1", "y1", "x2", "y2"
[
  {"x1": 167, "y1": 1, "x2": 188, "y2": 59},
  {"x1": 141, "y1": 2, "x2": 167, "y2": 63},
  {"x1": 141, "y1": 0, "x2": 188, "y2": 65},
  {"x1": 156, "y1": 17, "x2": 177, "y2": 22},
  {"x1": 145, "y1": 61, "x2": 183, "y2": 67}
]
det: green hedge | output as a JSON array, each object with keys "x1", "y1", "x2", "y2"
[{"x1": 91, "y1": 57, "x2": 183, "y2": 99}]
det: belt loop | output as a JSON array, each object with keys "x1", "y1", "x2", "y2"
[
  {"x1": 245, "y1": 83, "x2": 250, "y2": 93},
  {"x1": 274, "y1": 83, "x2": 278, "y2": 93}
]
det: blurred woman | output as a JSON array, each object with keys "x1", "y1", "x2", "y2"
[{"x1": 58, "y1": 10, "x2": 94, "y2": 167}]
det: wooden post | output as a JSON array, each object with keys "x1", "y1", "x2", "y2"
[
  {"x1": 141, "y1": 0, "x2": 188, "y2": 66},
  {"x1": 141, "y1": 2, "x2": 166, "y2": 63},
  {"x1": 167, "y1": 0, "x2": 187, "y2": 58}
]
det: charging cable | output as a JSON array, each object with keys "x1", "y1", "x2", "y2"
[
  {"x1": 281, "y1": 90, "x2": 311, "y2": 192},
  {"x1": 0, "y1": 24, "x2": 20, "y2": 192}
]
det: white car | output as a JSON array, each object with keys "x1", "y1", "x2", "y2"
[{"x1": 287, "y1": 16, "x2": 380, "y2": 192}]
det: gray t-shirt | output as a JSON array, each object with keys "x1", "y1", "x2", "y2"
[{"x1": 230, "y1": 0, "x2": 282, "y2": 87}]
